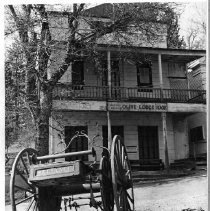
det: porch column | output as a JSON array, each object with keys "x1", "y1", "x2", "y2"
[
  {"x1": 158, "y1": 54, "x2": 163, "y2": 89},
  {"x1": 107, "y1": 51, "x2": 112, "y2": 97},
  {"x1": 185, "y1": 64, "x2": 191, "y2": 99},
  {"x1": 158, "y1": 54, "x2": 169, "y2": 170},
  {"x1": 107, "y1": 51, "x2": 112, "y2": 150}
]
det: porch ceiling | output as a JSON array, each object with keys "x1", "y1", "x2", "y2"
[{"x1": 96, "y1": 44, "x2": 206, "y2": 63}]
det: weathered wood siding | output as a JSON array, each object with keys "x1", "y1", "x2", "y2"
[
  {"x1": 51, "y1": 111, "x2": 176, "y2": 163},
  {"x1": 50, "y1": 56, "x2": 187, "y2": 90}
]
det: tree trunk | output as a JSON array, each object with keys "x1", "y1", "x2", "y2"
[{"x1": 35, "y1": 86, "x2": 53, "y2": 156}]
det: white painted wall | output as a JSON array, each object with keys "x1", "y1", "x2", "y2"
[{"x1": 50, "y1": 111, "x2": 176, "y2": 164}]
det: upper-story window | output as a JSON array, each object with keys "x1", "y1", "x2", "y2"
[
  {"x1": 136, "y1": 62, "x2": 152, "y2": 89},
  {"x1": 72, "y1": 61, "x2": 84, "y2": 87}
]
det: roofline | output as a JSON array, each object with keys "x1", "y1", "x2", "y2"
[{"x1": 96, "y1": 44, "x2": 206, "y2": 56}]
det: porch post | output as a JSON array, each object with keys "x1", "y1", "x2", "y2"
[
  {"x1": 185, "y1": 64, "x2": 191, "y2": 99},
  {"x1": 158, "y1": 54, "x2": 169, "y2": 171},
  {"x1": 158, "y1": 54, "x2": 163, "y2": 89},
  {"x1": 107, "y1": 51, "x2": 112, "y2": 151},
  {"x1": 162, "y1": 112, "x2": 169, "y2": 171},
  {"x1": 107, "y1": 51, "x2": 112, "y2": 97}
]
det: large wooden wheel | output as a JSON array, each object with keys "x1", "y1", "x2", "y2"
[
  {"x1": 111, "y1": 135, "x2": 135, "y2": 211},
  {"x1": 99, "y1": 156, "x2": 114, "y2": 211},
  {"x1": 10, "y1": 148, "x2": 39, "y2": 211}
]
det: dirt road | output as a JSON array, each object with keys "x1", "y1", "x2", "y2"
[
  {"x1": 5, "y1": 173, "x2": 207, "y2": 211},
  {"x1": 134, "y1": 173, "x2": 207, "y2": 211}
]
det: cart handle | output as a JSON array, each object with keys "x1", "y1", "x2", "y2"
[{"x1": 32, "y1": 148, "x2": 96, "y2": 163}]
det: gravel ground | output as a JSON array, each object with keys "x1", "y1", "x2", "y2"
[{"x1": 5, "y1": 172, "x2": 207, "y2": 211}]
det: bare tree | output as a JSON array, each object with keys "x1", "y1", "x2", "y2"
[
  {"x1": 5, "y1": 3, "x2": 183, "y2": 157},
  {"x1": 184, "y1": 2, "x2": 206, "y2": 49}
]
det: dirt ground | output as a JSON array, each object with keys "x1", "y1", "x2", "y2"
[{"x1": 5, "y1": 171, "x2": 208, "y2": 211}]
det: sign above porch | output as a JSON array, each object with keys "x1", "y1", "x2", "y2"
[
  {"x1": 53, "y1": 100, "x2": 167, "y2": 112},
  {"x1": 53, "y1": 100, "x2": 206, "y2": 113}
]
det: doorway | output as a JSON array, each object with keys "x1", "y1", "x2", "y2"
[{"x1": 138, "y1": 126, "x2": 159, "y2": 160}]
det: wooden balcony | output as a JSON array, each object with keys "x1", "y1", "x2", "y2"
[{"x1": 53, "y1": 84, "x2": 206, "y2": 104}]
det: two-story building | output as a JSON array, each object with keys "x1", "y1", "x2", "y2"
[{"x1": 47, "y1": 4, "x2": 206, "y2": 170}]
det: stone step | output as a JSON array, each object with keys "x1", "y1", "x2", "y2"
[{"x1": 132, "y1": 171, "x2": 191, "y2": 183}]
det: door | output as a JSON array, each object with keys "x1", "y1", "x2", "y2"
[
  {"x1": 138, "y1": 126, "x2": 159, "y2": 160},
  {"x1": 65, "y1": 126, "x2": 88, "y2": 161},
  {"x1": 102, "y1": 126, "x2": 124, "y2": 156}
]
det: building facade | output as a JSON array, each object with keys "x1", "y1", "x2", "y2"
[{"x1": 48, "y1": 5, "x2": 206, "y2": 169}]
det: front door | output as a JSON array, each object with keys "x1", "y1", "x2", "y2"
[
  {"x1": 65, "y1": 126, "x2": 88, "y2": 161},
  {"x1": 102, "y1": 126, "x2": 124, "y2": 156},
  {"x1": 138, "y1": 126, "x2": 159, "y2": 160}
]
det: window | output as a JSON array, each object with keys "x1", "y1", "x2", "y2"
[
  {"x1": 72, "y1": 61, "x2": 84, "y2": 87},
  {"x1": 136, "y1": 62, "x2": 152, "y2": 90},
  {"x1": 190, "y1": 126, "x2": 205, "y2": 142}
]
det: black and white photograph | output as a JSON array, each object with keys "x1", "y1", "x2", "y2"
[{"x1": 4, "y1": 1, "x2": 208, "y2": 211}]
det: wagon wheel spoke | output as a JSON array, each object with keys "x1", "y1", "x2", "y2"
[
  {"x1": 125, "y1": 189, "x2": 134, "y2": 203},
  {"x1": 14, "y1": 185, "x2": 34, "y2": 194},
  {"x1": 32, "y1": 200, "x2": 38, "y2": 211},
  {"x1": 16, "y1": 194, "x2": 36, "y2": 205},
  {"x1": 15, "y1": 168, "x2": 34, "y2": 190},
  {"x1": 26, "y1": 197, "x2": 35, "y2": 211},
  {"x1": 20, "y1": 155, "x2": 29, "y2": 176},
  {"x1": 114, "y1": 158, "x2": 123, "y2": 179}
]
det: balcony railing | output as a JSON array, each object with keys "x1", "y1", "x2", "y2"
[{"x1": 53, "y1": 84, "x2": 206, "y2": 104}]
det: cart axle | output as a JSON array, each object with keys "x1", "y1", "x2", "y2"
[{"x1": 33, "y1": 148, "x2": 96, "y2": 162}]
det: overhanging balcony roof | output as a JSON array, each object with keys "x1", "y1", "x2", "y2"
[{"x1": 96, "y1": 44, "x2": 206, "y2": 63}]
